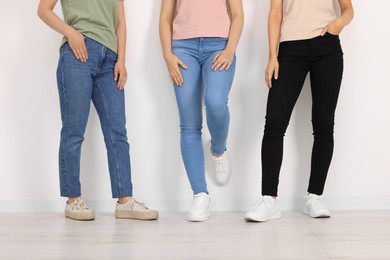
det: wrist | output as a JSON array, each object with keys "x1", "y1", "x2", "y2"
[
  {"x1": 117, "y1": 56, "x2": 126, "y2": 63},
  {"x1": 269, "y1": 54, "x2": 278, "y2": 60},
  {"x1": 64, "y1": 27, "x2": 76, "y2": 38},
  {"x1": 225, "y1": 45, "x2": 236, "y2": 54},
  {"x1": 163, "y1": 51, "x2": 173, "y2": 60}
]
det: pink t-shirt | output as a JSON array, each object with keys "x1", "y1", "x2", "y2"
[{"x1": 172, "y1": 0, "x2": 231, "y2": 40}]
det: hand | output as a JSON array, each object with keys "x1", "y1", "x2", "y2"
[
  {"x1": 66, "y1": 29, "x2": 88, "y2": 62},
  {"x1": 114, "y1": 61, "x2": 127, "y2": 90},
  {"x1": 321, "y1": 19, "x2": 344, "y2": 36},
  {"x1": 211, "y1": 48, "x2": 235, "y2": 71},
  {"x1": 164, "y1": 53, "x2": 187, "y2": 86},
  {"x1": 265, "y1": 58, "x2": 279, "y2": 88}
]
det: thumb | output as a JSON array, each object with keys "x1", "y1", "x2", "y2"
[
  {"x1": 321, "y1": 25, "x2": 329, "y2": 36},
  {"x1": 178, "y1": 59, "x2": 188, "y2": 69},
  {"x1": 114, "y1": 66, "x2": 119, "y2": 81},
  {"x1": 274, "y1": 66, "x2": 279, "y2": 80}
]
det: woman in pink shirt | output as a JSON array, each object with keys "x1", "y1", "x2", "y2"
[{"x1": 160, "y1": 0, "x2": 244, "y2": 222}]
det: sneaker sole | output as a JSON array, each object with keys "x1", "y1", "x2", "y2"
[
  {"x1": 303, "y1": 208, "x2": 331, "y2": 218},
  {"x1": 115, "y1": 210, "x2": 159, "y2": 220},
  {"x1": 65, "y1": 212, "x2": 95, "y2": 221},
  {"x1": 187, "y1": 212, "x2": 211, "y2": 222},
  {"x1": 245, "y1": 211, "x2": 282, "y2": 222}
]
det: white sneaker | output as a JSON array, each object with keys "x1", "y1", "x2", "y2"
[
  {"x1": 211, "y1": 150, "x2": 231, "y2": 186},
  {"x1": 187, "y1": 192, "x2": 210, "y2": 222},
  {"x1": 303, "y1": 193, "x2": 331, "y2": 218},
  {"x1": 65, "y1": 198, "x2": 95, "y2": 221},
  {"x1": 245, "y1": 196, "x2": 282, "y2": 222}
]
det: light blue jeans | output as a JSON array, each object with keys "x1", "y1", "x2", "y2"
[
  {"x1": 172, "y1": 38, "x2": 236, "y2": 194},
  {"x1": 56, "y1": 38, "x2": 133, "y2": 198}
]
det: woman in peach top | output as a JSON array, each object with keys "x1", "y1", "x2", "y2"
[
  {"x1": 160, "y1": 0, "x2": 244, "y2": 221},
  {"x1": 246, "y1": 0, "x2": 354, "y2": 222}
]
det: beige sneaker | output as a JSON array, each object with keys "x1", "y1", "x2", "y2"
[
  {"x1": 115, "y1": 198, "x2": 159, "y2": 220},
  {"x1": 65, "y1": 198, "x2": 95, "y2": 221}
]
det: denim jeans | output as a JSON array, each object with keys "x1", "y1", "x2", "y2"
[
  {"x1": 56, "y1": 37, "x2": 133, "y2": 198},
  {"x1": 172, "y1": 38, "x2": 236, "y2": 194},
  {"x1": 262, "y1": 33, "x2": 344, "y2": 196}
]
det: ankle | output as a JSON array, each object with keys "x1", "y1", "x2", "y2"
[
  {"x1": 118, "y1": 196, "x2": 133, "y2": 204},
  {"x1": 67, "y1": 197, "x2": 79, "y2": 204}
]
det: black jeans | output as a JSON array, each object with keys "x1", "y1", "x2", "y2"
[{"x1": 262, "y1": 33, "x2": 344, "y2": 196}]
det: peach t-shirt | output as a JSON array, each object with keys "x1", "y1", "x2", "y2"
[
  {"x1": 280, "y1": 0, "x2": 337, "y2": 42},
  {"x1": 172, "y1": 0, "x2": 231, "y2": 40}
]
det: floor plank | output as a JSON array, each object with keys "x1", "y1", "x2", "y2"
[{"x1": 0, "y1": 211, "x2": 389, "y2": 259}]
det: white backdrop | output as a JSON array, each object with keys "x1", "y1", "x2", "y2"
[{"x1": 0, "y1": 0, "x2": 389, "y2": 212}]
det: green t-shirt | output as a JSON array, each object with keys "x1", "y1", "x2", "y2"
[{"x1": 61, "y1": 0, "x2": 119, "y2": 53}]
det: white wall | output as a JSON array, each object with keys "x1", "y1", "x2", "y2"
[{"x1": 0, "y1": 0, "x2": 389, "y2": 212}]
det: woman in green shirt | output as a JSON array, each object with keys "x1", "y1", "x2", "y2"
[{"x1": 38, "y1": 0, "x2": 158, "y2": 221}]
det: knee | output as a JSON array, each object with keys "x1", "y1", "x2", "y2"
[
  {"x1": 205, "y1": 98, "x2": 228, "y2": 117},
  {"x1": 263, "y1": 116, "x2": 289, "y2": 138},
  {"x1": 312, "y1": 116, "x2": 335, "y2": 140}
]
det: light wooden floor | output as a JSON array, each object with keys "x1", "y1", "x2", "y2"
[{"x1": 0, "y1": 211, "x2": 389, "y2": 260}]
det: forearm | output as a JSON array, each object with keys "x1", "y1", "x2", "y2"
[
  {"x1": 37, "y1": 5, "x2": 74, "y2": 38},
  {"x1": 226, "y1": 13, "x2": 244, "y2": 53},
  {"x1": 338, "y1": 7, "x2": 354, "y2": 27},
  {"x1": 116, "y1": 23, "x2": 126, "y2": 63},
  {"x1": 268, "y1": 14, "x2": 282, "y2": 59},
  {"x1": 159, "y1": 20, "x2": 173, "y2": 60}
]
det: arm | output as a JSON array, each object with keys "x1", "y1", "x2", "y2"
[
  {"x1": 321, "y1": 0, "x2": 354, "y2": 36},
  {"x1": 159, "y1": 0, "x2": 187, "y2": 86},
  {"x1": 115, "y1": 0, "x2": 127, "y2": 90},
  {"x1": 212, "y1": 0, "x2": 244, "y2": 71},
  {"x1": 265, "y1": 0, "x2": 283, "y2": 88},
  {"x1": 37, "y1": 0, "x2": 88, "y2": 62}
]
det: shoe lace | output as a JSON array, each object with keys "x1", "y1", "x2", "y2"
[
  {"x1": 73, "y1": 199, "x2": 89, "y2": 211},
  {"x1": 192, "y1": 195, "x2": 206, "y2": 209},
  {"x1": 133, "y1": 199, "x2": 148, "y2": 209},
  {"x1": 213, "y1": 156, "x2": 228, "y2": 173},
  {"x1": 252, "y1": 197, "x2": 271, "y2": 211},
  {"x1": 309, "y1": 197, "x2": 325, "y2": 210}
]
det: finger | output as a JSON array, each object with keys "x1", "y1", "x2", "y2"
[
  {"x1": 117, "y1": 73, "x2": 123, "y2": 89},
  {"x1": 274, "y1": 66, "x2": 279, "y2": 80},
  {"x1": 114, "y1": 67, "x2": 119, "y2": 81},
  {"x1": 265, "y1": 73, "x2": 269, "y2": 88},
  {"x1": 212, "y1": 57, "x2": 222, "y2": 70},
  {"x1": 176, "y1": 70, "x2": 184, "y2": 86},
  {"x1": 77, "y1": 47, "x2": 86, "y2": 62},
  {"x1": 265, "y1": 70, "x2": 271, "y2": 88},
  {"x1": 72, "y1": 47, "x2": 81, "y2": 60},
  {"x1": 178, "y1": 60, "x2": 188, "y2": 69},
  {"x1": 219, "y1": 62, "x2": 228, "y2": 71},
  {"x1": 212, "y1": 53, "x2": 221, "y2": 64},
  {"x1": 81, "y1": 45, "x2": 88, "y2": 61},
  {"x1": 174, "y1": 74, "x2": 182, "y2": 86},
  {"x1": 119, "y1": 75, "x2": 127, "y2": 90},
  {"x1": 226, "y1": 62, "x2": 232, "y2": 71},
  {"x1": 214, "y1": 60, "x2": 224, "y2": 71},
  {"x1": 169, "y1": 75, "x2": 174, "y2": 84},
  {"x1": 321, "y1": 25, "x2": 329, "y2": 36},
  {"x1": 171, "y1": 72, "x2": 181, "y2": 86}
]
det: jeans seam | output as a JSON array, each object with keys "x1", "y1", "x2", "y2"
[
  {"x1": 59, "y1": 54, "x2": 70, "y2": 196},
  {"x1": 95, "y1": 78, "x2": 123, "y2": 196}
]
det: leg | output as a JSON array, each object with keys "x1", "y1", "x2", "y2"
[
  {"x1": 203, "y1": 52, "x2": 236, "y2": 155},
  {"x1": 308, "y1": 51, "x2": 343, "y2": 195},
  {"x1": 57, "y1": 44, "x2": 94, "y2": 198},
  {"x1": 92, "y1": 49, "x2": 132, "y2": 198},
  {"x1": 261, "y1": 57, "x2": 309, "y2": 196},
  {"x1": 172, "y1": 41, "x2": 206, "y2": 194}
]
